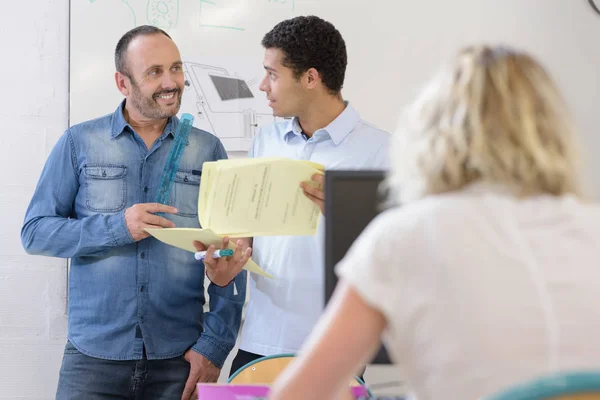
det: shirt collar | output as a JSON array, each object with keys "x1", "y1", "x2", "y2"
[
  {"x1": 284, "y1": 117, "x2": 303, "y2": 139},
  {"x1": 110, "y1": 99, "x2": 176, "y2": 139},
  {"x1": 283, "y1": 101, "x2": 361, "y2": 145}
]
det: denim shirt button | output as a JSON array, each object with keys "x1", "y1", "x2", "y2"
[{"x1": 140, "y1": 252, "x2": 145, "y2": 259}]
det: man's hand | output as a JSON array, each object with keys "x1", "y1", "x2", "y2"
[
  {"x1": 124, "y1": 203, "x2": 178, "y2": 241},
  {"x1": 181, "y1": 349, "x2": 221, "y2": 400},
  {"x1": 300, "y1": 173, "x2": 325, "y2": 215},
  {"x1": 193, "y1": 237, "x2": 252, "y2": 287}
]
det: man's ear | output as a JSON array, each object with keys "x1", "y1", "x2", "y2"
[
  {"x1": 115, "y1": 71, "x2": 131, "y2": 96},
  {"x1": 305, "y1": 68, "x2": 320, "y2": 89}
]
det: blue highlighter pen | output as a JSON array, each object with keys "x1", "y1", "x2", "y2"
[{"x1": 194, "y1": 248, "x2": 234, "y2": 261}]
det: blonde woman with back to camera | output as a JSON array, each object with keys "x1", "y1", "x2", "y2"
[{"x1": 268, "y1": 45, "x2": 600, "y2": 400}]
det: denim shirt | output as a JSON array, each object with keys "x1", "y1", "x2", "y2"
[{"x1": 21, "y1": 101, "x2": 246, "y2": 368}]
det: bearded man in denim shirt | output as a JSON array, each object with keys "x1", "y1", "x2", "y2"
[{"x1": 21, "y1": 25, "x2": 247, "y2": 400}]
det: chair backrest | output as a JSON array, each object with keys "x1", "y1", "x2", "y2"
[
  {"x1": 484, "y1": 371, "x2": 600, "y2": 400},
  {"x1": 227, "y1": 353, "x2": 370, "y2": 398},
  {"x1": 228, "y1": 354, "x2": 297, "y2": 385}
]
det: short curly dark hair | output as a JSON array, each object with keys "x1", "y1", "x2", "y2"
[{"x1": 262, "y1": 16, "x2": 347, "y2": 95}]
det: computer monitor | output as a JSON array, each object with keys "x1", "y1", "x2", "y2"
[{"x1": 324, "y1": 170, "x2": 392, "y2": 364}]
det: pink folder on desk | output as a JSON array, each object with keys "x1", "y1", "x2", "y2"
[
  {"x1": 197, "y1": 383, "x2": 370, "y2": 399},
  {"x1": 197, "y1": 384, "x2": 270, "y2": 399}
]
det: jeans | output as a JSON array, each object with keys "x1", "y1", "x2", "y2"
[{"x1": 56, "y1": 341, "x2": 191, "y2": 400}]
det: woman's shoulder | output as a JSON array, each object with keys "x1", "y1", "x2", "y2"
[
  {"x1": 374, "y1": 187, "x2": 600, "y2": 239},
  {"x1": 372, "y1": 191, "x2": 476, "y2": 229}
]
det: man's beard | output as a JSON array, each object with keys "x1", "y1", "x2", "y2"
[{"x1": 129, "y1": 83, "x2": 182, "y2": 120}]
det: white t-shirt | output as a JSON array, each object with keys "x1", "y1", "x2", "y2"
[{"x1": 336, "y1": 184, "x2": 600, "y2": 400}]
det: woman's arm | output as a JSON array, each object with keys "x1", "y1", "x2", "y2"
[{"x1": 269, "y1": 280, "x2": 387, "y2": 400}]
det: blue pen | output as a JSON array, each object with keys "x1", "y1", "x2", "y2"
[{"x1": 194, "y1": 249, "x2": 234, "y2": 261}]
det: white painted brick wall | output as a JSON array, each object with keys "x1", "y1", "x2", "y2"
[{"x1": 0, "y1": 0, "x2": 69, "y2": 398}]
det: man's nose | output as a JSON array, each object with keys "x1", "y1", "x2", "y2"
[
  {"x1": 161, "y1": 72, "x2": 178, "y2": 90},
  {"x1": 259, "y1": 75, "x2": 269, "y2": 92}
]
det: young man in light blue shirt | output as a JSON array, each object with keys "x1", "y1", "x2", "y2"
[
  {"x1": 196, "y1": 15, "x2": 390, "y2": 377},
  {"x1": 21, "y1": 25, "x2": 246, "y2": 400}
]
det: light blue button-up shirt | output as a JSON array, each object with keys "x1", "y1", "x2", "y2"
[
  {"x1": 21, "y1": 101, "x2": 246, "y2": 367},
  {"x1": 239, "y1": 102, "x2": 390, "y2": 355}
]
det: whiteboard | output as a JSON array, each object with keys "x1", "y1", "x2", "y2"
[
  {"x1": 71, "y1": 0, "x2": 300, "y2": 151},
  {"x1": 70, "y1": 0, "x2": 600, "y2": 197}
]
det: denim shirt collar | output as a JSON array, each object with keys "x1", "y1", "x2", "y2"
[
  {"x1": 110, "y1": 100, "x2": 176, "y2": 139},
  {"x1": 283, "y1": 101, "x2": 361, "y2": 145}
]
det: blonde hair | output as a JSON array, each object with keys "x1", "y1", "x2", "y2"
[{"x1": 389, "y1": 45, "x2": 582, "y2": 204}]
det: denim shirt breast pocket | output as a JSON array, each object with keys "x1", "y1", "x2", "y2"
[
  {"x1": 83, "y1": 164, "x2": 127, "y2": 213},
  {"x1": 172, "y1": 169, "x2": 201, "y2": 218}
]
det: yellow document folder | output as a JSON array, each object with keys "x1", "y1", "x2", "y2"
[
  {"x1": 145, "y1": 227, "x2": 270, "y2": 277},
  {"x1": 145, "y1": 157, "x2": 325, "y2": 278}
]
